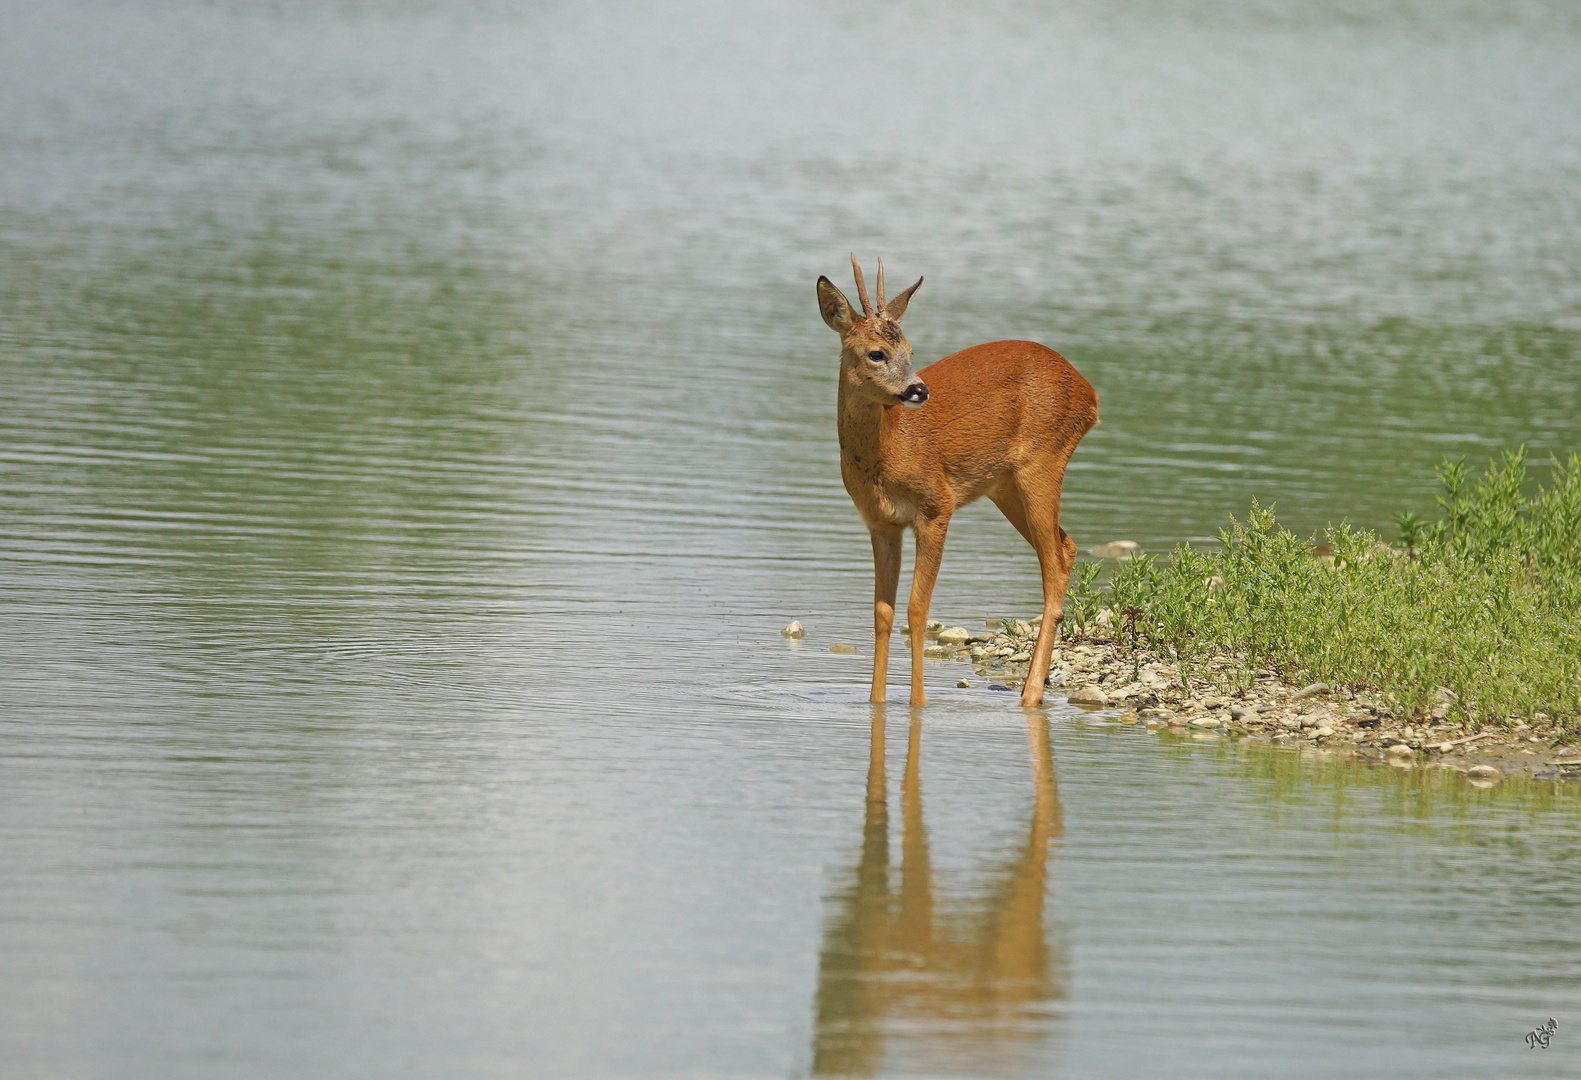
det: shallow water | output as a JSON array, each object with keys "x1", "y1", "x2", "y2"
[{"x1": 4, "y1": 0, "x2": 1581, "y2": 1075}]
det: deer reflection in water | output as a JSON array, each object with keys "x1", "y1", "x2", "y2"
[{"x1": 812, "y1": 710, "x2": 1067, "y2": 1077}]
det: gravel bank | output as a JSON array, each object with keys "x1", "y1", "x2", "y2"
[{"x1": 905, "y1": 617, "x2": 1578, "y2": 785}]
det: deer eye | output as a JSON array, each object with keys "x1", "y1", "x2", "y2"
[{"x1": 866, "y1": 350, "x2": 885, "y2": 362}]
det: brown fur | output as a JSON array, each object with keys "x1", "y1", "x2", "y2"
[{"x1": 818, "y1": 258, "x2": 1098, "y2": 706}]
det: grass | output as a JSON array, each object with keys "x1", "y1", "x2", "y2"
[{"x1": 1070, "y1": 448, "x2": 1581, "y2": 735}]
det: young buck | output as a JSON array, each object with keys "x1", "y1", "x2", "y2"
[{"x1": 817, "y1": 255, "x2": 1098, "y2": 707}]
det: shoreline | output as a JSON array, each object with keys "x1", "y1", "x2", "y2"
[{"x1": 907, "y1": 618, "x2": 1579, "y2": 785}]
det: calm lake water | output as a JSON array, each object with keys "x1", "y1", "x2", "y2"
[{"x1": 4, "y1": 1, "x2": 1581, "y2": 1076}]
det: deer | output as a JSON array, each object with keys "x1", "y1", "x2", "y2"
[{"x1": 817, "y1": 255, "x2": 1098, "y2": 708}]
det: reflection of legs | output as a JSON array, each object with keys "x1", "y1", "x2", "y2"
[
  {"x1": 870, "y1": 529, "x2": 902, "y2": 703},
  {"x1": 810, "y1": 709, "x2": 891, "y2": 1076},
  {"x1": 985, "y1": 712, "x2": 1061, "y2": 983},
  {"x1": 896, "y1": 710, "x2": 934, "y2": 954},
  {"x1": 906, "y1": 515, "x2": 951, "y2": 706},
  {"x1": 1026, "y1": 712, "x2": 1062, "y2": 845}
]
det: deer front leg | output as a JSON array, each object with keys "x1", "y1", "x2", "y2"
[
  {"x1": 906, "y1": 514, "x2": 951, "y2": 707},
  {"x1": 870, "y1": 527, "x2": 903, "y2": 703}
]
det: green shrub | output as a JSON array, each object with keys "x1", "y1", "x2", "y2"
[{"x1": 1087, "y1": 450, "x2": 1581, "y2": 732}]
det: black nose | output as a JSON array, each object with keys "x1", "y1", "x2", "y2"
[{"x1": 901, "y1": 382, "x2": 929, "y2": 404}]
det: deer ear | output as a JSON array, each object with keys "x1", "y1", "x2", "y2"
[
  {"x1": 817, "y1": 276, "x2": 856, "y2": 333},
  {"x1": 884, "y1": 276, "x2": 922, "y2": 321}
]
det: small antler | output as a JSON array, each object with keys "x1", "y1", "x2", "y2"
[
  {"x1": 875, "y1": 257, "x2": 887, "y2": 317},
  {"x1": 849, "y1": 253, "x2": 874, "y2": 319}
]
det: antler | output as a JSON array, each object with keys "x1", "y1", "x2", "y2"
[
  {"x1": 875, "y1": 257, "x2": 887, "y2": 316},
  {"x1": 849, "y1": 253, "x2": 874, "y2": 319}
]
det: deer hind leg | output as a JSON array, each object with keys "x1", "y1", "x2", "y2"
[
  {"x1": 906, "y1": 513, "x2": 952, "y2": 707},
  {"x1": 869, "y1": 527, "x2": 903, "y2": 703},
  {"x1": 1018, "y1": 485, "x2": 1077, "y2": 708}
]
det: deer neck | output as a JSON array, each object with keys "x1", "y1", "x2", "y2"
[{"x1": 836, "y1": 377, "x2": 889, "y2": 472}]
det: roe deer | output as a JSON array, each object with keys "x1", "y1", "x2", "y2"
[{"x1": 816, "y1": 255, "x2": 1097, "y2": 707}]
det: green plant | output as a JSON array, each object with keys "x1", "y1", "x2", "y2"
[
  {"x1": 1392, "y1": 510, "x2": 1424, "y2": 557},
  {"x1": 1067, "y1": 452, "x2": 1581, "y2": 734},
  {"x1": 1064, "y1": 560, "x2": 1103, "y2": 641}
]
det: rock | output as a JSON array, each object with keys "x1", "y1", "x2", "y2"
[
  {"x1": 1386, "y1": 743, "x2": 1415, "y2": 762},
  {"x1": 936, "y1": 626, "x2": 970, "y2": 646},
  {"x1": 1091, "y1": 540, "x2": 1140, "y2": 560},
  {"x1": 923, "y1": 645, "x2": 956, "y2": 658},
  {"x1": 1188, "y1": 716, "x2": 1221, "y2": 728},
  {"x1": 1011, "y1": 619, "x2": 1033, "y2": 638},
  {"x1": 1279, "y1": 718, "x2": 1302, "y2": 731},
  {"x1": 1009, "y1": 651, "x2": 1031, "y2": 663},
  {"x1": 1291, "y1": 683, "x2": 1329, "y2": 701},
  {"x1": 924, "y1": 620, "x2": 944, "y2": 638},
  {"x1": 1299, "y1": 711, "x2": 1328, "y2": 729},
  {"x1": 829, "y1": 643, "x2": 859, "y2": 654},
  {"x1": 1095, "y1": 607, "x2": 1114, "y2": 628},
  {"x1": 989, "y1": 683, "x2": 1015, "y2": 692},
  {"x1": 1068, "y1": 687, "x2": 1107, "y2": 707},
  {"x1": 1230, "y1": 705, "x2": 1257, "y2": 723},
  {"x1": 1466, "y1": 764, "x2": 1502, "y2": 786},
  {"x1": 1314, "y1": 726, "x2": 1335, "y2": 739},
  {"x1": 781, "y1": 620, "x2": 805, "y2": 638},
  {"x1": 957, "y1": 678, "x2": 972, "y2": 688}
]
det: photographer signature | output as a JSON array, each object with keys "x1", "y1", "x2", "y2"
[{"x1": 1525, "y1": 1018, "x2": 1557, "y2": 1049}]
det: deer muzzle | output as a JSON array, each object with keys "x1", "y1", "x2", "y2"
[{"x1": 898, "y1": 382, "x2": 929, "y2": 408}]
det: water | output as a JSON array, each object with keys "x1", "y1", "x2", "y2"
[{"x1": 3, "y1": 0, "x2": 1580, "y2": 1075}]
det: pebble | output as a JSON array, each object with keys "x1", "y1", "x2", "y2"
[
  {"x1": 829, "y1": 643, "x2": 859, "y2": 654},
  {"x1": 1314, "y1": 726, "x2": 1335, "y2": 739},
  {"x1": 1090, "y1": 540, "x2": 1140, "y2": 560},
  {"x1": 1009, "y1": 651, "x2": 1032, "y2": 663},
  {"x1": 1291, "y1": 683, "x2": 1330, "y2": 701},
  {"x1": 1385, "y1": 744, "x2": 1416, "y2": 764},
  {"x1": 1465, "y1": 764, "x2": 1502, "y2": 786},
  {"x1": 957, "y1": 678, "x2": 972, "y2": 688},
  {"x1": 781, "y1": 620, "x2": 805, "y2": 638},
  {"x1": 1230, "y1": 705, "x2": 1257, "y2": 722},
  {"x1": 936, "y1": 626, "x2": 970, "y2": 646},
  {"x1": 1279, "y1": 717, "x2": 1302, "y2": 731},
  {"x1": 1188, "y1": 716, "x2": 1221, "y2": 728},
  {"x1": 1067, "y1": 687, "x2": 1107, "y2": 706}
]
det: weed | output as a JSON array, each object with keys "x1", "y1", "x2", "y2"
[{"x1": 1075, "y1": 452, "x2": 1581, "y2": 735}]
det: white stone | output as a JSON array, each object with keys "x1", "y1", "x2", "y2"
[{"x1": 1090, "y1": 540, "x2": 1141, "y2": 560}]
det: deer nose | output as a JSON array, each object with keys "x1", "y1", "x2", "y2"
[{"x1": 899, "y1": 382, "x2": 929, "y2": 407}]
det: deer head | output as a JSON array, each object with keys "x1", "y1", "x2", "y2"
[{"x1": 817, "y1": 254, "x2": 927, "y2": 407}]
